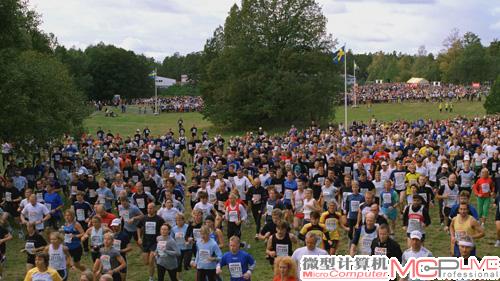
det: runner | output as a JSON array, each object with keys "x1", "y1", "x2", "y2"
[
  {"x1": 190, "y1": 226, "x2": 222, "y2": 281},
  {"x1": 81, "y1": 216, "x2": 111, "y2": 262},
  {"x1": 62, "y1": 209, "x2": 86, "y2": 271},
  {"x1": 24, "y1": 253, "x2": 63, "y2": 281},
  {"x1": 266, "y1": 221, "x2": 297, "y2": 265},
  {"x1": 370, "y1": 223, "x2": 402, "y2": 261},
  {"x1": 155, "y1": 223, "x2": 180, "y2": 281},
  {"x1": 44, "y1": 232, "x2": 73, "y2": 281},
  {"x1": 217, "y1": 236, "x2": 256, "y2": 281},
  {"x1": 22, "y1": 223, "x2": 48, "y2": 271},
  {"x1": 109, "y1": 219, "x2": 132, "y2": 281},
  {"x1": 449, "y1": 202, "x2": 484, "y2": 257},
  {"x1": 93, "y1": 233, "x2": 126, "y2": 281},
  {"x1": 137, "y1": 202, "x2": 165, "y2": 281},
  {"x1": 350, "y1": 212, "x2": 378, "y2": 256},
  {"x1": 401, "y1": 231, "x2": 433, "y2": 281},
  {"x1": 171, "y1": 213, "x2": 189, "y2": 281},
  {"x1": 472, "y1": 168, "x2": 495, "y2": 226}
]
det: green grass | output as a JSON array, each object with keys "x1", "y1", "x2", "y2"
[
  {"x1": 4, "y1": 100, "x2": 496, "y2": 281},
  {"x1": 85, "y1": 101, "x2": 486, "y2": 138}
]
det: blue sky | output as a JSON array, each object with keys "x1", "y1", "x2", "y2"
[{"x1": 29, "y1": 0, "x2": 499, "y2": 61}]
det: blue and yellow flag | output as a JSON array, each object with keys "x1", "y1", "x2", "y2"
[
  {"x1": 333, "y1": 46, "x2": 345, "y2": 64},
  {"x1": 148, "y1": 70, "x2": 157, "y2": 79}
]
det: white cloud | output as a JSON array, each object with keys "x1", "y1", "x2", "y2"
[{"x1": 28, "y1": 0, "x2": 498, "y2": 61}]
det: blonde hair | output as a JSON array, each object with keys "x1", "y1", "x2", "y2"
[{"x1": 273, "y1": 256, "x2": 298, "y2": 278}]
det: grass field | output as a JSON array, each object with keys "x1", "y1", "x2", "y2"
[{"x1": 4, "y1": 100, "x2": 497, "y2": 281}]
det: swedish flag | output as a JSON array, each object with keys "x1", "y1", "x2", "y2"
[{"x1": 333, "y1": 46, "x2": 345, "y2": 64}]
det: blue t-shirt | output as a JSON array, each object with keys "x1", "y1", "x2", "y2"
[
  {"x1": 346, "y1": 193, "x2": 365, "y2": 220},
  {"x1": 218, "y1": 250, "x2": 256, "y2": 281},
  {"x1": 44, "y1": 192, "x2": 63, "y2": 218}
]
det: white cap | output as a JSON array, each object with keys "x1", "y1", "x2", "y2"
[
  {"x1": 458, "y1": 240, "x2": 474, "y2": 247},
  {"x1": 481, "y1": 159, "x2": 487, "y2": 164},
  {"x1": 381, "y1": 161, "x2": 388, "y2": 166},
  {"x1": 424, "y1": 140, "x2": 430, "y2": 145},
  {"x1": 110, "y1": 218, "x2": 122, "y2": 226},
  {"x1": 175, "y1": 164, "x2": 182, "y2": 169},
  {"x1": 410, "y1": 231, "x2": 422, "y2": 240},
  {"x1": 464, "y1": 155, "x2": 470, "y2": 161},
  {"x1": 442, "y1": 163, "x2": 448, "y2": 168},
  {"x1": 210, "y1": 172, "x2": 217, "y2": 177}
]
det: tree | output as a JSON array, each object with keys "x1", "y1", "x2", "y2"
[
  {"x1": 484, "y1": 75, "x2": 500, "y2": 114},
  {"x1": 201, "y1": 0, "x2": 340, "y2": 128},
  {"x1": 84, "y1": 43, "x2": 154, "y2": 100},
  {"x1": 0, "y1": 51, "x2": 90, "y2": 147}
]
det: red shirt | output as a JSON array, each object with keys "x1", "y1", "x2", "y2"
[
  {"x1": 100, "y1": 212, "x2": 117, "y2": 227},
  {"x1": 473, "y1": 178, "x2": 495, "y2": 198}
]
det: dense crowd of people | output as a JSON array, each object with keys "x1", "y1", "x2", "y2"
[
  {"x1": 130, "y1": 97, "x2": 203, "y2": 113},
  {"x1": 348, "y1": 83, "x2": 490, "y2": 104},
  {"x1": 0, "y1": 115, "x2": 499, "y2": 281}
]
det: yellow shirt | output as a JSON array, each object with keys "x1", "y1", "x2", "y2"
[
  {"x1": 320, "y1": 211, "x2": 342, "y2": 240},
  {"x1": 24, "y1": 267, "x2": 63, "y2": 281},
  {"x1": 405, "y1": 172, "x2": 421, "y2": 195}
]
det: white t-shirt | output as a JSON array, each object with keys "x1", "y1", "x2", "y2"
[
  {"x1": 21, "y1": 203, "x2": 50, "y2": 230},
  {"x1": 291, "y1": 246, "x2": 328, "y2": 281}
]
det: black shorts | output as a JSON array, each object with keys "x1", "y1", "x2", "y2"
[
  {"x1": 125, "y1": 230, "x2": 139, "y2": 241},
  {"x1": 142, "y1": 241, "x2": 157, "y2": 253},
  {"x1": 27, "y1": 254, "x2": 35, "y2": 265},
  {"x1": 69, "y1": 246, "x2": 83, "y2": 262}
]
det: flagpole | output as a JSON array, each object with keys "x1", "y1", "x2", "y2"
[
  {"x1": 353, "y1": 61, "x2": 357, "y2": 108},
  {"x1": 154, "y1": 68, "x2": 158, "y2": 115},
  {"x1": 344, "y1": 47, "x2": 347, "y2": 131}
]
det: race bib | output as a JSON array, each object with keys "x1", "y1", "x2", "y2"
[
  {"x1": 408, "y1": 219, "x2": 421, "y2": 232},
  {"x1": 36, "y1": 193, "x2": 44, "y2": 202},
  {"x1": 157, "y1": 241, "x2": 167, "y2": 257},
  {"x1": 175, "y1": 232, "x2": 184, "y2": 243},
  {"x1": 350, "y1": 201, "x2": 360, "y2": 212},
  {"x1": 304, "y1": 209, "x2": 312, "y2": 220},
  {"x1": 132, "y1": 176, "x2": 139, "y2": 182},
  {"x1": 383, "y1": 193, "x2": 392, "y2": 205},
  {"x1": 113, "y1": 239, "x2": 121, "y2": 251},
  {"x1": 64, "y1": 233, "x2": 72, "y2": 244},
  {"x1": 228, "y1": 262, "x2": 243, "y2": 278},
  {"x1": 89, "y1": 189, "x2": 97, "y2": 198},
  {"x1": 76, "y1": 209, "x2": 85, "y2": 221},
  {"x1": 266, "y1": 204, "x2": 273, "y2": 216},
  {"x1": 101, "y1": 255, "x2": 111, "y2": 271},
  {"x1": 144, "y1": 186, "x2": 151, "y2": 193},
  {"x1": 120, "y1": 209, "x2": 130, "y2": 221},
  {"x1": 228, "y1": 210, "x2": 238, "y2": 222},
  {"x1": 275, "y1": 184, "x2": 282, "y2": 193},
  {"x1": 325, "y1": 218, "x2": 337, "y2": 231},
  {"x1": 98, "y1": 194, "x2": 105, "y2": 204},
  {"x1": 252, "y1": 194, "x2": 261, "y2": 203},
  {"x1": 5, "y1": 192, "x2": 11, "y2": 202},
  {"x1": 481, "y1": 183, "x2": 490, "y2": 193},
  {"x1": 284, "y1": 189, "x2": 292, "y2": 200},
  {"x1": 25, "y1": 242, "x2": 35, "y2": 255},
  {"x1": 145, "y1": 221, "x2": 156, "y2": 235},
  {"x1": 91, "y1": 235, "x2": 102, "y2": 247},
  {"x1": 32, "y1": 272, "x2": 51, "y2": 281},
  {"x1": 136, "y1": 198, "x2": 145, "y2": 209},
  {"x1": 374, "y1": 247, "x2": 387, "y2": 255},
  {"x1": 45, "y1": 203, "x2": 52, "y2": 211},
  {"x1": 193, "y1": 229, "x2": 201, "y2": 241},
  {"x1": 199, "y1": 249, "x2": 210, "y2": 263},
  {"x1": 276, "y1": 244, "x2": 289, "y2": 256}
]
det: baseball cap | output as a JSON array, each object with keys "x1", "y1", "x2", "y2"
[
  {"x1": 410, "y1": 231, "x2": 422, "y2": 240},
  {"x1": 381, "y1": 161, "x2": 388, "y2": 166},
  {"x1": 481, "y1": 159, "x2": 487, "y2": 164},
  {"x1": 424, "y1": 140, "x2": 430, "y2": 145},
  {"x1": 464, "y1": 155, "x2": 470, "y2": 161},
  {"x1": 110, "y1": 218, "x2": 122, "y2": 226},
  {"x1": 442, "y1": 163, "x2": 448, "y2": 168},
  {"x1": 175, "y1": 164, "x2": 182, "y2": 169}
]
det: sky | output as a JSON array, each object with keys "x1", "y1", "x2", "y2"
[{"x1": 28, "y1": 0, "x2": 499, "y2": 61}]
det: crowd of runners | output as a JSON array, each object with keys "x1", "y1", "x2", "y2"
[
  {"x1": 348, "y1": 83, "x2": 489, "y2": 104},
  {"x1": 0, "y1": 115, "x2": 499, "y2": 281}
]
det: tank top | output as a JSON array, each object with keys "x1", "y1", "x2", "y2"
[
  {"x1": 49, "y1": 244, "x2": 66, "y2": 270},
  {"x1": 407, "y1": 205, "x2": 424, "y2": 234},
  {"x1": 453, "y1": 215, "x2": 475, "y2": 242},
  {"x1": 63, "y1": 222, "x2": 81, "y2": 250},
  {"x1": 322, "y1": 212, "x2": 341, "y2": 240},
  {"x1": 444, "y1": 184, "x2": 459, "y2": 208},
  {"x1": 303, "y1": 198, "x2": 315, "y2": 220},
  {"x1": 90, "y1": 227, "x2": 104, "y2": 249},
  {"x1": 359, "y1": 226, "x2": 378, "y2": 255},
  {"x1": 271, "y1": 233, "x2": 293, "y2": 257},
  {"x1": 227, "y1": 203, "x2": 241, "y2": 223},
  {"x1": 293, "y1": 190, "x2": 305, "y2": 213}
]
